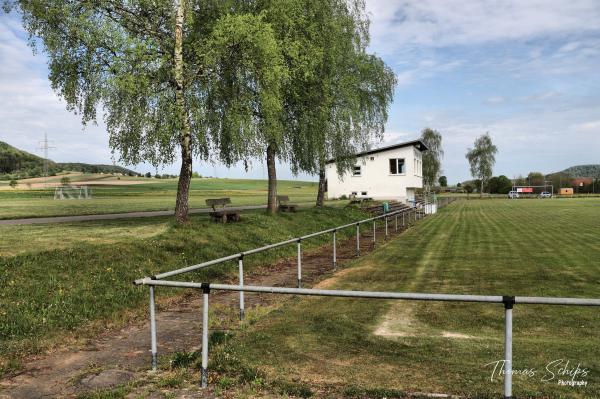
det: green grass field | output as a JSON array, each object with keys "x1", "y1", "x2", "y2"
[
  {"x1": 210, "y1": 199, "x2": 600, "y2": 398},
  {"x1": 0, "y1": 177, "x2": 318, "y2": 219},
  {"x1": 0, "y1": 205, "x2": 366, "y2": 375}
]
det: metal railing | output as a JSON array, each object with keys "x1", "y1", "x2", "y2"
[
  {"x1": 135, "y1": 279, "x2": 600, "y2": 398},
  {"x1": 134, "y1": 199, "x2": 455, "y2": 374}
]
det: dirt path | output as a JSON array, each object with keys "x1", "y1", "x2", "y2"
[{"x1": 0, "y1": 220, "x2": 413, "y2": 398}]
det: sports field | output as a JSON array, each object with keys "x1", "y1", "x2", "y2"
[
  {"x1": 0, "y1": 176, "x2": 318, "y2": 219},
  {"x1": 211, "y1": 198, "x2": 600, "y2": 398}
]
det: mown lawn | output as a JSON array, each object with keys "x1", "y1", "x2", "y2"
[
  {"x1": 214, "y1": 199, "x2": 600, "y2": 398},
  {"x1": 0, "y1": 205, "x2": 366, "y2": 374},
  {"x1": 0, "y1": 178, "x2": 318, "y2": 219}
]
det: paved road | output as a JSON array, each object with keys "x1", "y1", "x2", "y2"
[{"x1": 0, "y1": 205, "x2": 268, "y2": 226}]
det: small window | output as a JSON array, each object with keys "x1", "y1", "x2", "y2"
[
  {"x1": 389, "y1": 158, "x2": 405, "y2": 175},
  {"x1": 353, "y1": 165, "x2": 362, "y2": 176},
  {"x1": 351, "y1": 191, "x2": 357, "y2": 195},
  {"x1": 361, "y1": 191, "x2": 367, "y2": 196},
  {"x1": 370, "y1": 157, "x2": 375, "y2": 161}
]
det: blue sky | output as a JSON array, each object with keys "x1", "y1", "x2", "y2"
[{"x1": 1, "y1": 0, "x2": 599, "y2": 183}]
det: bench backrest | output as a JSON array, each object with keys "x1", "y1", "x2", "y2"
[
  {"x1": 276, "y1": 195, "x2": 290, "y2": 204},
  {"x1": 206, "y1": 197, "x2": 231, "y2": 211}
]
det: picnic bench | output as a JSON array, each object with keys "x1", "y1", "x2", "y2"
[
  {"x1": 206, "y1": 198, "x2": 241, "y2": 223},
  {"x1": 276, "y1": 195, "x2": 297, "y2": 212}
]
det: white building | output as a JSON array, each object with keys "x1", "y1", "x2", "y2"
[{"x1": 325, "y1": 140, "x2": 428, "y2": 203}]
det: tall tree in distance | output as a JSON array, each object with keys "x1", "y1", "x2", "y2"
[
  {"x1": 420, "y1": 128, "x2": 444, "y2": 192},
  {"x1": 438, "y1": 175, "x2": 447, "y2": 187},
  {"x1": 466, "y1": 133, "x2": 498, "y2": 197}
]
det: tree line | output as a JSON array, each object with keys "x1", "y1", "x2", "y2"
[{"x1": 6, "y1": 0, "x2": 396, "y2": 223}]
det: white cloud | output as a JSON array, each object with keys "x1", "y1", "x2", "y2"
[{"x1": 366, "y1": 0, "x2": 600, "y2": 51}]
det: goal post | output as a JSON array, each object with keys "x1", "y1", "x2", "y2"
[{"x1": 54, "y1": 185, "x2": 92, "y2": 200}]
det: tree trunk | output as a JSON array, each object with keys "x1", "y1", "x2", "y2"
[
  {"x1": 266, "y1": 144, "x2": 278, "y2": 214},
  {"x1": 316, "y1": 166, "x2": 326, "y2": 207},
  {"x1": 173, "y1": 0, "x2": 192, "y2": 224}
]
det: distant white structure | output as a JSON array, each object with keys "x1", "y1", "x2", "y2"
[
  {"x1": 54, "y1": 185, "x2": 92, "y2": 200},
  {"x1": 325, "y1": 139, "x2": 428, "y2": 203}
]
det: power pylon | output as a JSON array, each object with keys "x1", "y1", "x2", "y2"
[{"x1": 37, "y1": 133, "x2": 55, "y2": 188}]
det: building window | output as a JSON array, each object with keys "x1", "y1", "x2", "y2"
[
  {"x1": 361, "y1": 191, "x2": 367, "y2": 196},
  {"x1": 353, "y1": 165, "x2": 362, "y2": 176},
  {"x1": 389, "y1": 158, "x2": 405, "y2": 175}
]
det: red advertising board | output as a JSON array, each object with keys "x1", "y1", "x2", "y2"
[{"x1": 516, "y1": 187, "x2": 533, "y2": 193}]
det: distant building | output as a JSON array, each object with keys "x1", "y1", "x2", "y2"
[{"x1": 325, "y1": 139, "x2": 428, "y2": 203}]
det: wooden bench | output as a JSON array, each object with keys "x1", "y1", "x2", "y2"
[
  {"x1": 365, "y1": 201, "x2": 411, "y2": 215},
  {"x1": 206, "y1": 198, "x2": 241, "y2": 223},
  {"x1": 277, "y1": 195, "x2": 297, "y2": 212}
]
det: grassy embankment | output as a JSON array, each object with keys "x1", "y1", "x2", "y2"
[
  {"x1": 0, "y1": 205, "x2": 367, "y2": 375},
  {"x1": 0, "y1": 177, "x2": 319, "y2": 219},
  {"x1": 205, "y1": 199, "x2": 600, "y2": 398}
]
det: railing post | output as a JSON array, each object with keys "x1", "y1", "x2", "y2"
[
  {"x1": 238, "y1": 255, "x2": 245, "y2": 321},
  {"x1": 332, "y1": 229, "x2": 337, "y2": 269},
  {"x1": 385, "y1": 216, "x2": 388, "y2": 238},
  {"x1": 356, "y1": 223, "x2": 360, "y2": 256},
  {"x1": 201, "y1": 283, "x2": 210, "y2": 388},
  {"x1": 402, "y1": 211, "x2": 405, "y2": 227},
  {"x1": 149, "y1": 285, "x2": 157, "y2": 371},
  {"x1": 395, "y1": 214, "x2": 398, "y2": 231},
  {"x1": 373, "y1": 220, "x2": 376, "y2": 244},
  {"x1": 503, "y1": 296, "x2": 515, "y2": 399},
  {"x1": 297, "y1": 239, "x2": 302, "y2": 288}
]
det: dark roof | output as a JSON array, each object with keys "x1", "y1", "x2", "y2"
[{"x1": 325, "y1": 139, "x2": 428, "y2": 164}]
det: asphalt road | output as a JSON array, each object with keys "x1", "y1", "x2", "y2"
[{"x1": 0, "y1": 205, "x2": 268, "y2": 226}]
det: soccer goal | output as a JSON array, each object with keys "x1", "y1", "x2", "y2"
[{"x1": 54, "y1": 185, "x2": 92, "y2": 200}]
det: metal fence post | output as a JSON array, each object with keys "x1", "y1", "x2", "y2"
[
  {"x1": 385, "y1": 217, "x2": 388, "y2": 238},
  {"x1": 149, "y1": 286, "x2": 157, "y2": 371},
  {"x1": 201, "y1": 284, "x2": 210, "y2": 388},
  {"x1": 332, "y1": 229, "x2": 337, "y2": 269},
  {"x1": 395, "y1": 214, "x2": 398, "y2": 231},
  {"x1": 402, "y1": 211, "x2": 405, "y2": 227},
  {"x1": 238, "y1": 255, "x2": 245, "y2": 321},
  {"x1": 297, "y1": 239, "x2": 302, "y2": 288},
  {"x1": 356, "y1": 223, "x2": 360, "y2": 256},
  {"x1": 373, "y1": 220, "x2": 376, "y2": 243},
  {"x1": 503, "y1": 296, "x2": 514, "y2": 399}
]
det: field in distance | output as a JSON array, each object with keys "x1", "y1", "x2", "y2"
[{"x1": 0, "y1": 174, "x2": 318, "y2": 219}]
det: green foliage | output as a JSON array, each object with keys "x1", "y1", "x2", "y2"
[
  {"x1": 438, "y1": 175, "x2": 447, "y2": 187},
  {"x1": 421, "y1": 128, "x2": 444, "y2": 190},
  {"x1": 465, "y1": 133, "x2": 498, "y2": 193},
  {"x1": 60, "y1": 176, "x2": 71, "y2": 185},
  {"x1": 487, "y1": 175, "x2": 512, "y2": 194},
  {"x1": 170, "y1": 351, "x2": 199, "y2": 369},
  {"x1": 9, "y1": 180, "x2": 17, "y2": 188}
]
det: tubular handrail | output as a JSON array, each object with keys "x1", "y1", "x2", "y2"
[
  {"x1": 135, "y1": 280, "x2": 600, "y2": 306},
  {"x1": 134, "y1": 205, "x2": 427, "y2": 284},
  {"x1": 137, "y1": 278, "x2": 600, "y2": 396}
]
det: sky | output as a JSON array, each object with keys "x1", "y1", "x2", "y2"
[{"x1": 1, "y1": 1, "x2": 599, "y2": 183}]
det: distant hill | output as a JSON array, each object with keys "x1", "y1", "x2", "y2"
[
  {"x1": 0, "y1": 141, "x2": 138, "y2": 179},
  {"x1": 550, "y1": 164, "x2": 600, "y2": 178}
]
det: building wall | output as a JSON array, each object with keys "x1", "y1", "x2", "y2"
[{"x1": 325, "y1": 145, "x2": 423, "y2": 202}]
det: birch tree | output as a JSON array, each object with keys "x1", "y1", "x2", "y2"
[
  {"x1": 8, "y1": 0, "x2": 227, "y2": 223},
  {"x1": 466, "y1": 133, "x2": 498, "y2": 197}
]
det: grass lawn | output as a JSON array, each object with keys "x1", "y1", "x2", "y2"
[
  {"x1": 0, "y1": 177, "x2": 318, "y2": 219},
  {"x1": 212, "y1": 199, "x2": 600, "y2": 398},
  {"x1": 0, "y1": 205, "x2": 366, "y2": 373}
]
